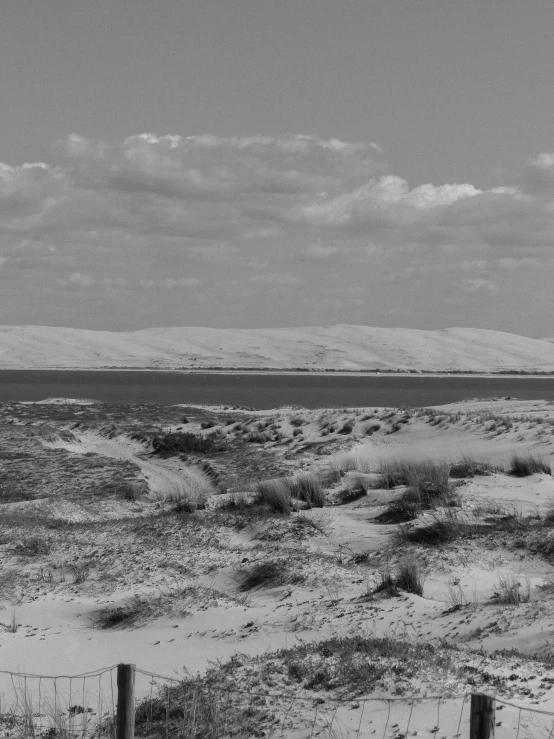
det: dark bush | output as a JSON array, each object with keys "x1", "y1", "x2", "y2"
[
  {"x1": 152, "y1": 432, "x2": 220, "y2": 455},
  {"x1": 509, "y1": 454, "x2": 551, "y2": 477}
]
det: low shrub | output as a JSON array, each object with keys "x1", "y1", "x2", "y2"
[
  {"x1": 373, "y1": 561, "x2": 425, "y2": 596},
  {"x1": 395, "y1": 560, "x2": 425, "y2": 596},
  {"x1": 290, "y1": 416, "x2": 306, "y2": 427},
  {"x1": 256, "y1": 479, "x2": 292, "y2": 514},
  {"x1": 13, "y1": 536, "x2": 50, "y2": 556},
  {"x1": 337, "y1": 421, "x2": 354, "y2": 435},
  {"x1": 494, "y1": 574, "x2": 531, "y2": 604},
  {"x1": 376, "y1": 488, "x2": 422, "y2": 523},
  {"x1": 152, "y1": 432, "x2": 219, "y2": 455},
  {"x1": 238, "y1": 560, "x2": 304, "y2": 591},
  {"x1": 290, "y1": 474, "x2": 325, "y2": 508},
  {"x1": 246, "y1": 431, "x2": 272, "y2": 444},
  {"x1": 449, "y1": 455, "x2": 498, "y2": 478},
  {"x1": 394, "y1": 512, "x2": 477, "y2": 546},
  {"x1": 509, "y1": 454, "x2": 551, "y2": 477}
]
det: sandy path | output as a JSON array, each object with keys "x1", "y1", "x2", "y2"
[{"x1": 41, "y1": 428, "x2": 212, "y2": 500}]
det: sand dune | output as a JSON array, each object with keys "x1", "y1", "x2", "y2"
[{"x1": 1, "y1": 324, "x2": 554, "y2": 371}]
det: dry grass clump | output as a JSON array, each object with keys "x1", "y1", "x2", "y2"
[
  {"x1": 134, "y1": 663, "x2": 274, "y2": 739},
  {"x1": 12, "y1": 535, "x2": 50, "y2": 556},
  {"x1": 255, "y1": 479, "x2": 292, "y2": 514},
  {"x1": 364, "y1": 422, "x2": 381, "y2": 435},
  {"x1": 255, "y1": 473, "x2": 325, "y2": 512},
  {"x1": 494, "y1": 574, "x2": 531, "y2": 605},
  {"x1": 376, "y1": 458, "x2": 450, "y2": 494},
  {"x1": 152, "y1": 431, "x2": 221, "y2": 455},
  {"x1": 376, "y1": 458, "x2": 453, "y2": 522},
  {"x1": 289, "y1": 474, "x2": 325, "y2": 508},
  {"x1": 509, "y1": 454, "x2": 551, "y2": 477},
  {"x1": 449, "y1": 455, "x2": 499, "y2": 478},
  {"x1": 246, "y1": 430, "x2": 272, "y2": 443},
  {"x1": 394, "y1": 511, "x2": 478, "y2": 547},
  {"x1": 237, "y1": 560, "x2": 304, "y2": 591},
  {"x1": 290, "y1": 416, "x2": 306, "y2": 427},
  {"x1": 374, "y1": 560, "x2": 425, "y2": 596}
]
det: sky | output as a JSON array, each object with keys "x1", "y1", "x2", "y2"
[{"x1": 1, "y1": 0, "x2": 553, "y2": 336}]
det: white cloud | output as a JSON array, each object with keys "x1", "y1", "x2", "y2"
[
  {"x1": 303, "y1": 243, "x2": 341, "y2": 259},
  {"x1": 69, "y1": 272, "x2": 94, "y2": 287},
  {"x1": 250, "y1": 272, "x2": 303, "y2": 285},
  {"x1": 0, "y1": 131, "x2": 553, "y2": 330}
]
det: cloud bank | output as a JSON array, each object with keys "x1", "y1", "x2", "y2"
[{"x1": 0, "y1": 134, "x2": 552, "y2": 333}]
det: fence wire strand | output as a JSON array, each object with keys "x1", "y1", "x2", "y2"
[{"x1": 1, "y1": 664, "x2": 554, "y2": 738}]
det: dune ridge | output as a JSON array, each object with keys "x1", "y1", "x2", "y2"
[{"x1": 1, "y1": 324, "x2": 554, "y2": 372}]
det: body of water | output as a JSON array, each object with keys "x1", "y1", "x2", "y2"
[{"x1": 0, "y1": 370, "x2": 553, "y2": 408}]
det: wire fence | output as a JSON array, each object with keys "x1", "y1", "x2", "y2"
[{"x1": 1, "y1": 664, "x2": 554, "y2": 738}]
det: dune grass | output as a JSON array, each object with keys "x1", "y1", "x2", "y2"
[
  {"x1": 237, "y1": 560, "x2": 304, "y2": 591},
  {"x1": 374, "y1": 560, "x2": 425, "y2": 596},
  {"x1": 509, "y1": 453, "x2": 551, "y2": 476},
  {"x1": 255, "y1": 479, "x2": 292, "y2": 514},
  {"x1": 375, "y1": 457, "x2": 453, "y2": 523},
  {"x1": 449, "y1": 455, "x2": 500, "y2": 478}
]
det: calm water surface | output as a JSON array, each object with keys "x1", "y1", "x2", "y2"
[{"x1": 0, "y1": 370, "x2": 553, "y2": 408}]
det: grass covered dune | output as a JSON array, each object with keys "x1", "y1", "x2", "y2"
[{"x1": 1, "y1": 396, "x2": 554, "y2": 737}]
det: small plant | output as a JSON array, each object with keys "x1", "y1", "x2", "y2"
[
  {"x1": 255, "y1": 479, "x2": 292, "y2": 514},
  {"x1": 394, "y1": 511, "x2": 474, "y2": 546},
  {"x1": 337, "y1": 421, "x2": 354, "y2": 435},
  {"x1": 494, "y1": 574, "x2": 531, "y2": 604},
  {"x1": 70, "y1": 563, "x2": 89, "y2": 584},
  {"x1": 364, "y1": 422, "x2": 381, "y2": 435},
  {"x1": 152, "y1": 432, "x2": 220, "y2": 455},
  {"x1": 13, "y1": 536, "x2": 50, "y2": 556},
  {"x1": 373, "y1": 569, "x2": 399, "y2": 596},
  {"x1": 509, "y1": 454, "x2": 551, "y2": 477},
  {"x1": 200, "y1": 420, "x2": 217, "y2": 430},
  {"x1": 395, "y1": 560, "x2": 425, "y2": 596},
  {"x1": 238, "y1": 560, "x2": 303, "y2": 591},
  {"x1": 290, "y1": 416, "x2": 306, "y2": 427},
  {"x1": 373, "y1": 560, "x2": 425, "y2": 597},
  {"x1": 246, "y1": 431, "x2": 271, "y2": 444},
  {"x1": 449, "y1": 455, "x2": 498, "y2": 478},
  {"x1": 290, "y1": 475, "x2": 325, "y2": 508}
]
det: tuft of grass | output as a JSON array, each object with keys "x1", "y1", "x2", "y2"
[
  {"x1": 376, "y1": 488, "x2": 422, "y2": 523},
  {"x1": 238, "y1": 560, "x2": 304, "y2": 591},
  {"x1": 255, "y1": 479, "x2": 292, "y2": 514},
  {"x1": 376, "y1": 458, "x2": 450, "y2": 494},
  {"x1": 449, "y1": 455, "x2": 499, "y2": 478},
  {"x1": 246, "y1": 431, "x2": 272, "y2": 444},
  {"x1": 509, "y1": 454, "x2": 551, "y2": 477},
  {"x1": 337, "y1": 420, "x2": 354, "y2": 435},
  {"x1": 375, "y1": 458, "x2": 453, "y2": 522},
  {"x1": 152, "y1": 432, "x2": 220, "y2": 455},
  {"x1": 494, "y1": 574, "x2": 531, "y2": 604},
  {"x1": 395, "y1": 560, "x2": 425, "y2": 596},
  {"x1": 290, "y1": 416, "x2": 306, "y2": 427},
  {"x1": 373, "y1": 560, "x2": 425, "y2": 597},
  {"x1": 13, "y1": 536, "x2": 50, "y2": 556},
  {"x1": 394, "y1": 511, "x2": 477, "y2": 546},
  {"x1": 290, "y1": 474, "x2": 325, "y2": 508}
]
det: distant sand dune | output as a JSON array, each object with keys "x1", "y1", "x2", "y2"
[{"x1": 1, "y1": 324, "x2": 554, "y2": 372}]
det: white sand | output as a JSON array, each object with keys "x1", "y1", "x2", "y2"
[{"x1": 1, "y1": 324, "x2": 554, "y2": 371}]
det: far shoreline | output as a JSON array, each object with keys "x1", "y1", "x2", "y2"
[{"x1": 1, "y1": 367, "x2": 554, "y2": 379}]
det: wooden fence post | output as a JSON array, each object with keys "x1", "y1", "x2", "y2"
[
  {"x1": 470, "y1": 693, "x2": 495, "y2": 739},
  {"x1": 116, "y1": 663, "x2": 136, "y2": 739}
]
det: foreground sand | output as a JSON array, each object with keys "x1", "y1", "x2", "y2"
[{"x1": 1, "y1": 395, "x2": 554, "y2": 735}]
